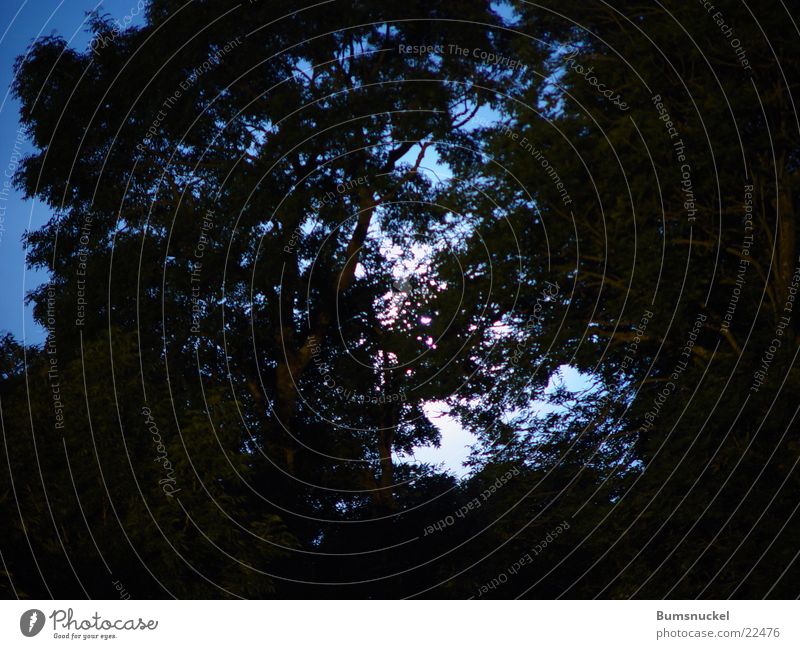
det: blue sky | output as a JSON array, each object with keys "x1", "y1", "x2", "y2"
[{"x1": 0, "y1": 0, "x2": 143, "y2": 345}]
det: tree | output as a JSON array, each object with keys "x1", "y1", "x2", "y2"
[
  {"x1": 2, "y1": 0, "x2": 799, "y2": 599},
  {"x1": 6, "y1": 0, "x2": 529, "y2": 597},
  {"x1": 437, "y1": 0, "x2": 800, "y2": 597}
]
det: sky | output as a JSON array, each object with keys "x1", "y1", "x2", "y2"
[{"x1": 0, "y1": 0, "x2": 143, "y2": 346}]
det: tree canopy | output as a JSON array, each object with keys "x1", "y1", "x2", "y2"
[{"x1": 1, "y1": 0, "x2": 799, "y2": 598}]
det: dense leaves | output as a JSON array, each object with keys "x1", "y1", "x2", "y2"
[{"x1": 1, "y1": 0, "x2": 799, "y2": 598}]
